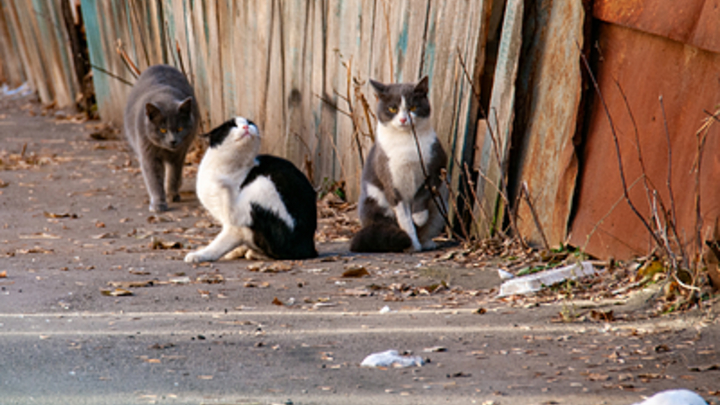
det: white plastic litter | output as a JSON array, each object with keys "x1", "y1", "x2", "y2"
[
  {"x1": 498, "y1": 261, "x2": 600, "y2": 297},
  {"x1": 497, "y1": 269, "x2": 514, "y2": 280},
  {"x1": 378, "y1": 305, "x2": 392, "y2": 314},
  {"x1": 633, "y1": 389, "x2": 708, "y2": 405},
  {"x1": 0, "y1": 82, "x2": 33, "y2": 99},
  {"x1": 360, "y1": 350, "x2": 424, "y2": 368}
]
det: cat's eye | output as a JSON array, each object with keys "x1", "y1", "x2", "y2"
[
  {"x1": 177, "y1": 127, "x2": 183, "y2": 132},
  {"x1": 388, "y1": 106, "x2": 398, "y2": 113},
  {"x1": 409, "y1": 106, "x2": 417, "y2": 112},
  {"x1": 160, "y1": 128, "x2": 167, "y2": 134}
]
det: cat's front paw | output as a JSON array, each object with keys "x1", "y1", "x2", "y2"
[
  {"x1": 185, "y1": 250, "x2": 212, "y2": 263},
  {"x1": 149, "y1": 202, "x2": 169, "y2": 213},
  {"x1": 405, "y1": 239, "x2": 423, "y2": 253},
  {"x1": 170, "y1": 193, "x2": 181, "y2": 203},
  {"x1": 421, "y1": 239, "x2": 437, "y2": 251}
]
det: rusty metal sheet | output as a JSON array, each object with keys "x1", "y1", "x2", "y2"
[
  {"x1": 510, "y1": 0, "x2": 585, "y2": 248},
  {"x1": 594, "y1": 0, "x2": 720, "y2": 53},
  {"x1": 568, "y1": 22, "x2": 720, "y2": 260}
]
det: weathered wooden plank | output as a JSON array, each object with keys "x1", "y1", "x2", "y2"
[
  {"x1": 512, "y1": 0, "x2": 584, "y2": 248},
  {"x1": 0, "y1": 2, "x2": 26, "y2": 86},
  {"x1": 475, "y1": 0, "x2": 523, "y2": 238},
  {"x1": 11, "y1": 0, "x2": 52, "y2": 103}
]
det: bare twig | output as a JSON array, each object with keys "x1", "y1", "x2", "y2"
[
  {"x1": 408, "y1": 116, "x2": 453, "y2": 234},
  {"x1": 521, "y1": 182, "x2": 550, "y2": 251},
  {"x1": 695, "y1": 109, "x2": 720, "y2": 258},
  {"x1": 578, "y1": 44, "x2": 664, "y2": 251},
  {"x1": 116, "y1": 40, "x2": 141, "y2": 78},
  {"x1": 312, "y1": 92, "x2": 352, "y2": 118},
  {"x1": 90, "y1": 64, "x2": 133, "y2": 86},
  {"x1": 658, "y1": 96, "x2": 687, "y2": 268},
  {"x1": 129, "y1": 0, "x2": 150, "y2": 68}
]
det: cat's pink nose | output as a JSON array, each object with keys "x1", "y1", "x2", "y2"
[
  {"x1": 241, "y1": 124, "x2": 248, "y2": 130},
  {"x1": 399, "y1": 117, "x2": 407, "y2": 124}
]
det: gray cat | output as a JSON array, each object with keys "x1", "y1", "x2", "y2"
[
  {"x1": 350, "y1": 76, "x2": 448, "y2": 252},
  {"x1": 124, "y1": 64, "x2": 199, "y2": 212}
]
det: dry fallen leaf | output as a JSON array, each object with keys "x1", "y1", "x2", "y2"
[
  {"x1": 590, "y1": 310, "x2": 615, "y2": 322},
  {"x1": 196, "y1": 273, "x2": 224, "y2": 284},
  {"x1": 272, "y1": 297, "x2": 284, "y2": 306},
  {"x1": 19, "y1": 233, "x2": 60, "y2": 240},
  {"x1": 149, "y1": 237, "x2": 183, "y2": 250},
  {"x1": 107, "y1": 280, "x2": 154, "y2": 288},
  {"x1": 101, "y1": 288, "x2": 133, "y2": 297},
  {"x1": 342, "y1": 265, "x2": 370, "y2": 278},
  {"x1": 0, "y1": 271, "x2": 6, "y2": 278},
  {"x1": 43, "y1": 211, "x2": 78, "y2": 219},
  {"x1": 248, "y1": 262, "x2": 292, "y2": 273},
  {"x1": 587, "y1": 373, "x2": 610, "y2": 381}
]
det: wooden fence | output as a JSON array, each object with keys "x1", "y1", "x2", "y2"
[
  {"x1": 80, "y1": 0, "x2": 489, "y2": 199},
  {"x1": 0, "y1": 0, "x2": 80, "y2": 107}
]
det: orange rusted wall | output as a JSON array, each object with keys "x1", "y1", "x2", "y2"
[
  {"x1": 594, "y1": 0, "x2": 720, "y2": 54},
  {"x1": 568, "y1": 13, "x2": 720, "y2": 260}
]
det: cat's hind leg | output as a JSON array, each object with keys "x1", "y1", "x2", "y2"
[{"x1": 185, "y1": 226, "x2": 249, "y2": 263}]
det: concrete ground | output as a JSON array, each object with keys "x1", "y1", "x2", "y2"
[{"x1": 1, "y1": 97, "x2": 718, "y2": 404}]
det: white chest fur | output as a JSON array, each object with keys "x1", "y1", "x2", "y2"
[
  {"x1": 376, "y1": 123, "x2": 437, "y2": 201},
  {"x1": 195, "y1": 149, "x2": 294, "y2": 230}
]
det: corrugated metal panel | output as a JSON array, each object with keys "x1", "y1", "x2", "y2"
[
  {"x1": 81, "y1": 0, "x2": 487, "y2": 199},
  {"x1": 568, "y1": 22, "x2": 720, "y2": 260},
  {"x1": 0, "y1": 0, "x2": 79, "y2": 107},
  {"x1": 510, "y1": 0, "x2": 585, "y2": 247},
  {"x1": 594, "y1": 0, "x2": 720, "y2": 54}
]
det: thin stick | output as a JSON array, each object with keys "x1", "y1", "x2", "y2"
[
  {"x1": 614, "y1": 79, "x2": 656, "y2": 210},
  {"x1": 116, "y1": 40, "x2": 141, "y2": 78},
  {"x1": 129, "y1": 0, "x2": 150, "y2": 68},
  {"x1": 458, "y1": 47, "x2": 524, "y2": 245},
  {"x1": 312, "y1": 93, "x2": 352, "y2": 118},
  {"x1": 521, "y1": 182, "x2": 550, "y2": 251},
  {"x1": 90, "y1": 64, "x2": 133, "y2": 86},
  {"x1": 408, "y1": 117, "x2": 454, "y2": 234},
  {"x1": 659, "y1": 96, "x2": 685, "y2": 266},
  {"x1": 578, "y1": 44, "x2": 664, "y2": 251}
]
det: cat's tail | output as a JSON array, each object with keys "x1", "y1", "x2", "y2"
[{"x1": 350, "y1": 221, "x2": 412, "y2": 253}]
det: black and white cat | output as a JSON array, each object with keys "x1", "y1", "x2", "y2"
[
  {"x1": 124, "y1": 65, "x2": 199, "y2": 212},
  {"x1": 184, "y1": 117, "x2": 318, "y2": 262},
  {"x1": 350, "y1": 77, "x2": 447, "y2": 253}
]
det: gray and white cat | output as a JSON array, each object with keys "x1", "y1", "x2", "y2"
[
  {"x1": 124, "y1": 64, "x2": 199, "y2": 212},
  {"x1": 184, "y1": 117, "x2": 317, "y2": 263},
  {"x1": 350, "y1": 76, "x2": 447, "y2": 253}
]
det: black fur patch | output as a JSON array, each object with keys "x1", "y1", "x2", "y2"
[
  {"x1": 204, "y1": 118, "x2": 237, "y2": 148},
  {"x1": 242, "y1": 155, "x2": 318, "y2": 260},
  {"x1": 350, "y1": 219, "x2": 412, "y2": 253}
]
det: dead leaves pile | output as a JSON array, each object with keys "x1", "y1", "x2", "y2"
[{"x1": 316, "y1": 192, "x2": 360, "y2": 243}]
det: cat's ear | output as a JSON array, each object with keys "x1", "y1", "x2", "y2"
[
  {"x1": 414, "y1": 76, "x2": 429, "y2": 94},
  {"x1": 145, "y1": 103, "x2": 163, "y2": 123},
  {"x1": 369, "y1": 79, "x2": 388, "y2": 94},
  {"x1": 178, "y1": 97, "x2": 193, "y2": 116}
]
